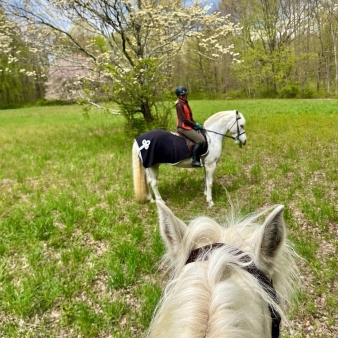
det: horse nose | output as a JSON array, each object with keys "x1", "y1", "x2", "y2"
[{"x1": 243, "y1": 140, "x2": 246, "y2": 146}]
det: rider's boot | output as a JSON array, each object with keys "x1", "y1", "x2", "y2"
[{"x1": 191, "y1": 142, "x2": 203, "y2": 168}]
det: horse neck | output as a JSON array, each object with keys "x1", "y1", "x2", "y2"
[{"x1": 204, "y1": 111, "x2": 235, "y2": 136}]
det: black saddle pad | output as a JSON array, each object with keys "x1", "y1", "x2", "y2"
[{"x1": 135, "y1": 129, "x2": 208, "y2": 168}]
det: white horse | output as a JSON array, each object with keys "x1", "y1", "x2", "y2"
[
  {"x1": 148, "y1": 202, "x2": 300, "y2": 338},
  {"x1": 132, "y1": 110, "x2": 247, "y2": 207}
]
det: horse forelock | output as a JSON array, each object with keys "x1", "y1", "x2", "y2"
[
  {"x1": 149, "y1": 207, "x2": 300, "y2": 338},
  {"x1": 151, "y1": 254, "x2": 268, "y2": 338},
  {"x1": 150, "y1": 245, "x2": 286, "y2": 338}
]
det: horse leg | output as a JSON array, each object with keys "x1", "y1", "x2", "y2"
[
  {"x1": 146, "y1": 165, "x2": 164, "y2": 202},
  {"x1": 204, "y1": 161, "x2": 217, "y2": 207}
]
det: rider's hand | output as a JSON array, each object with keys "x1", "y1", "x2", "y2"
[{"x1": 196, "y1": 123, "x2": 203, "y2": 130}]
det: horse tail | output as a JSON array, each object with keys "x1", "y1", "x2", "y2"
[{"x1": 132, "y1": 141, "x2": 149, "y2": 202}]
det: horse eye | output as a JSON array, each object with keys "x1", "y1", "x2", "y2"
[{"x1": 240, "y1": 125, "x2": 244, "y2": 129}]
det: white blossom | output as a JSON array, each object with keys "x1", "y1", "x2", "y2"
[{"x1": 1, "y1": 0, "x2": 238, "y2": 100}]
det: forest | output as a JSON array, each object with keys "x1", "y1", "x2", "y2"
[{"x1": 1, "y1": 0, "x2": 338, "y2": 110}]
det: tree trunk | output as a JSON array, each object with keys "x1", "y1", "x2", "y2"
[
  {"x1": 332, "y1": 29, "x2": 338, "y2": 97},
  {"x1": 141, "y1": 100, "x2": 153, "y2": 123},
  {"x1": 196, "y1": 42, "x2": 212, "y2": 96}
]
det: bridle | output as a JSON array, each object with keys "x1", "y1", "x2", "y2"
[
  {"x1": 185, "y1": 243, "x2": 281, "y2": 338},
  {"x1": 203, "y1": 110, "x2": 246, "y2": 142}
]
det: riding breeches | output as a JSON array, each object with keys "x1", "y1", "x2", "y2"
[{"x1": 177, "y1": 127, "x2": 204, "y2": 144}]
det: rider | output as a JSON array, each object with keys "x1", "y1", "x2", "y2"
[{"x1": 175, "y1": 86, "x2": 204, "y2": 168}]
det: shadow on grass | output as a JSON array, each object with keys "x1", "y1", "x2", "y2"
[{"x1": 154, "y1": 168, "x2": 247, "y2": 207}]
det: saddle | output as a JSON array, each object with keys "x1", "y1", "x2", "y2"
[{"x1": 174, "y1": 128, "x2": 207, "y2": 152}]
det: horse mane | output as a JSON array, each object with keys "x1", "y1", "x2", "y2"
[
  {"x1": 148, "y1": 205, "x2": 300, "y2": 338},
  {"x1": 204, "y1": 110, "x2": 240, "y2": 127}
]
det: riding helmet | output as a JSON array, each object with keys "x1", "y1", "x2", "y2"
[{"x1": 175, "y1": 86, "x2": 188, "y2": 96}]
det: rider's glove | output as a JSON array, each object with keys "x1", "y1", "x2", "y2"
[{"x1": 196, "y1": 123, "x2": 203, "y2": 130}]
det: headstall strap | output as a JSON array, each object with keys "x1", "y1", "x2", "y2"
[
  {"x1": 185, "y1": 243, "x2": 281, "y2": 338},
  {"x1": 186, "y1": 243, "x2": 224, "y2": 264}
]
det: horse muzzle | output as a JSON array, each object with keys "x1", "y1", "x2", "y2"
[
  {"x1": 235, "y1": 138, "x2": 246, "y2": 147},
  {"x1": 237, "y1": 133, "x2": 246, "y2": 146}
]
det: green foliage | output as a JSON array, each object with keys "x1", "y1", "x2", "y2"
[
  {"x1": 0, "y1": 13, "x2": 45, "y2": 106},
  {"x1": 107, "y1": 58, "x2": 174, "y2": 134},
  {"x1": 36, "y1": 99, "x2": 76, "y2": 106},
  {"x1": 77, "y1": 56, "x2": 175, "y2": 134},
  {"x1": 232, "y1": 45, "x2": 298, "y2": 98},
  {"x1": 299, "y1": 87, "x2": 315, "y2": 99},
  {"x1": 93, "y1": 35, "x2": 109, "y2": 53},
  {"x1": 0, "y1": 99, "x2": 76, "y2": 110},
  {"x1": 278, "y1": 83, "x2": 300, "y2": 98},
  {"x1": 218, "y1": 89, "x2": 248, "y2": 100}
]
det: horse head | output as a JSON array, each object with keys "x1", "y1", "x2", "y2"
[
  {"x1": 148, "y1": 202, "x2": 300, "y2": 338},
  {"x1": 233, "y1": 110, "x2": 247, "y2": 146}
]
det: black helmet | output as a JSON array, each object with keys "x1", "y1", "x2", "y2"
[{"x1": 176, "y1": 86, "x2": 188, "y2": 96}]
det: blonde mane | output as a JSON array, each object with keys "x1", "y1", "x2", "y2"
[
  {"x1": 148, "y1": 204, "x2": 300, "y2": 338},
  {"x1": 204, "y1": 110, "x2": 234, "y2": 126}
]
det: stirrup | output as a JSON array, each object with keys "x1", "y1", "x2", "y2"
[{"x1": 192, "y1": 160, "x2": 203, "y2": 168}]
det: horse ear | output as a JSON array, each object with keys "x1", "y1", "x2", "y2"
[
  {"x1": 156, "y1": 201, "x2": 187, "y2": 255},
  {"x1": 259, "y1": 205, "x2": 286, "y2": 259}
]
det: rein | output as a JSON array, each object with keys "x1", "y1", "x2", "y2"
[{"x1": 185, "y1": 243, "x2": 281, "y2": 338}]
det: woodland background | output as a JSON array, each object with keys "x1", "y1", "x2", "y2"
[{"x1": 1, "y1": 0, "x2": 338, "y2": 110}]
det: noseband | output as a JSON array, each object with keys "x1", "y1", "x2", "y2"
[{"x1": 186, "y1": 243, "x2": 281, "y2": 338}]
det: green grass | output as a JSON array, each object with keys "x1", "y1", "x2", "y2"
[{"x1": 0, "y1": 101, "x2": 337, "y2": 337}]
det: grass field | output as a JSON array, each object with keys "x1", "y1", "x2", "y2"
[{"x1": 0, "y1": 99, "x2": 337, "y2": 337}]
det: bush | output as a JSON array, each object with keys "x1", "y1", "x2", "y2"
[
  {"x1": 258, "y1": 86, "x2": 278, "y2": 98},
  {"x1": 123, "y1": 101, "x2": 174, "y2": 138},
  {"x1": 0, "y1": 103, "x2": 26, "y2": 110},
  {"x1": 278, "y1": 84, "x2": 300, "y2": 98},
  {"x1": 36, "y1": 99, "x2": 76, "y2": 106},
  {"x1": 220, "y1": 89, "x2": 248, "y2": 99},
  {"x1": 299, "y1": 87, "x2": 315, "y2": 99}
]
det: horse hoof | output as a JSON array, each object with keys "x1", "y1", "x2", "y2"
[{"x1": 208, "y1": 201, "x2": 214, "y2": 208}]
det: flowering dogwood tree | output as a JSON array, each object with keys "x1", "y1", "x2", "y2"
[{"x1": 1, "y1": 0, "x2": 238, "y2": 126}]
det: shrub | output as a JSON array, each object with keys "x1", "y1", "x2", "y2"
[
  {"x1": 299, "y1": 87, "x2": 315, "y2": 99},
  {"x1": 36, "y1": 99, "x2": 76, "y2": 106},
  {"x1": 278, "y1": 83, "x2": 300, "y2": 98}
]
